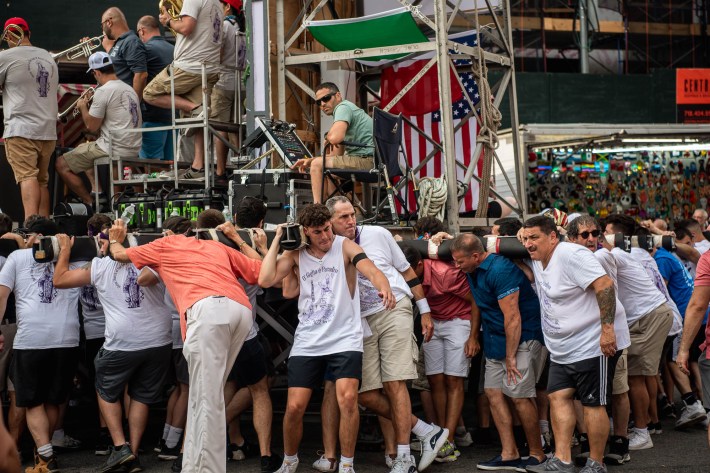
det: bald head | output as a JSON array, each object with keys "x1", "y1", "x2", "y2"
[
  {"x1": 101, "y1": 7, "x2": 129, "y2": 39},
  {"x1": 137, "y1": 15, "x2": 162, "y2": 42}
]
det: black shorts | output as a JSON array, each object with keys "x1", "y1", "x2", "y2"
[
  {"x1": 663, "y1": 335, "x2": 677, "y2": 363},
  {"x1": 84, "y1": 337, "x2": 105, "y2": 383},
  {"x1": 547, "y1": 351, "x2": 621, "y2": 407},
  {"x1": 95, "y1": 344, "x2": 172, "y2": 404},
  {"x1": 11, "y1": 347, "x2": 79, "y2": 408},
  {"x1": 171, "y1": 349, "x2": 190, "y2": 385},
  {"x1": 288, "y1": 351, "x2": 362, "y2": 389},
  {"x1": 691, "y1": 325, "x2": 707, "y2": 362},
  {"x1": 536, "y1": 352, "x2": 551, "y2": 389},
  {"x1": 227, "y1": 337, "x2": 268, "y2": 387}
]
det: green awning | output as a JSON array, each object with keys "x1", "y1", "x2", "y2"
[{"x1": 306, "y1": 7, "x2": 429, "y2": 60}]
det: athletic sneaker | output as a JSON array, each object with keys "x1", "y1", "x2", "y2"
[
  {"x1": 180, "y1": 168, "x2": 205, "y2": 181},
  {"x1": 229, "y1": 439, "x2": 255, "y2": 461},
  {"x1": 603, "y1": 436, "x2": 630, "y2": 465},
  {"x1": 26, "y1": 454, "x2": 59, "y2": 473},
  {"x1": 51, "y1": 433, "x2": 82, "y2": 449},
  {"x1": 158, "y1": 443, "x2": 181, "y2": 461},
  {"x1": 434, "y1": 440, "x2": 459, "y2": 463},
  {"x1": 385, "y1": 454, "x2": 396, "y2": 469},
  {"x1": 525, "y1": 456, "x2": 576, "y2": 472},
  {"x1": 578, "y1": 458, "x2": 607, "y2": 473},
  {"x1": 516, "y1": 457, "x2": 544, "y2": 472},
  {"x1": 417, "y1": 425, "x2": 449, "y2": 471},
  {"x1": 153, "y1": 438, "x2": 166, "y2": 454},
  {"x1": 675, "y1": 399, "x2": 707, "y2": 429},
  {"x1": 476, "y1": 455, "x2": 521, "y2": 470},
  {"x1": 124, "y1": 456, "x2": 144, "y2": 473},
  {"x1": 96, "y1": 431, "x2": 112, "y2": 456},
  {"x1": 628, "y1": 428, "x2": 653, "y2": 450},
  {"x1": 312, "y1": 452, "x2": 337, "y2": 472},
  {"x1": 171, "y1": 453, "x2": 182, "y2": 473},
  {"x1": 101, "y1": 444, "x2": 135, "y2": 473},
  {"x1": 275, "y1": 458, "x2": 300, "y2": 473},
  {"x1": 339, "y1": 463, "x2": 355, "y2": 473},
  {"x1": 454, "y1": 429, "x2": 474, "y2": 447},
  {"x1": 648, "y1": 422, "x2": 662, "y2": 435},
  {"x1": 262, "y1": 454, "x2": 284, "y2": 473},
  {"x1": 389, "y1": 454, "x2": 417, "y2": 473}
]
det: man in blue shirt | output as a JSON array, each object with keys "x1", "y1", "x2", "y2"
[
  {"x1": 450, "y1": 234, "x2": 545, "y2": 472},
  {"x1": 101, "y1": 7, "x2": 147, "y2": 97},
  {"x1": 137, "y1": 16, "x2": 175, "y2": 160}
]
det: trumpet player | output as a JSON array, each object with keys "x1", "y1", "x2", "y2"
[
  {"x1": 55, "y1": 52, "x2": 142, "y2": 207},
  {"x1": 144, "y1": 0, "x2": 223, "y2": 181},
  {"x1": 0, "y1": 17, "x2": 58, "y2": 221}
]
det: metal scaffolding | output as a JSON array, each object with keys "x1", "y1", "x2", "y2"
[{"x1": 274, "y1": 0, "x2": 524, "y2": 231}]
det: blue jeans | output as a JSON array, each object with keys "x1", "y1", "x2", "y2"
[{"x1": 139, "y1": 122, "x2": 174, "y2": 161}]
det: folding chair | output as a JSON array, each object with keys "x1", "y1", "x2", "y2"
[{"x1": 322, "y1": 107, "x2": 414, "y2": 223}]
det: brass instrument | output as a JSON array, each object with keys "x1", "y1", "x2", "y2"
[
  {"x1": 1, "y1": 23, "x2": 24, "y2": 48},
  {"x1": 159, "y1": 0, "x2": 184, "y2": 35},
  {"x1": 57, "y1": 87, "x2": 95, "y2": 123},
  {"x1": 52, "y1": 35, "x2": 104, "y2": 61}
]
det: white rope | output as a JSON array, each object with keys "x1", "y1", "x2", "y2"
[{"x1": 418, "y1": 177, "x2": 449, "y2": 221}]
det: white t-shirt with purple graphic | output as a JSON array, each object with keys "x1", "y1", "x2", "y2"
[
  {"x1": 80, "y1": 283, "x2": 106, "y2": 340},
  {"x1": 174, "y1": 0, "x2": 223, "y2": 74},
  {"x1": 90, "y1": 78, "x2": 142, "y2": 157},
  {"x1": 90, "y1": 257, "x2": 171, "y2": 351},
  {"x1": 0, "y1": 249, "x2": 81, "y2": 349}
]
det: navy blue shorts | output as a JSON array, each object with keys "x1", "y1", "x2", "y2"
[{"x1": 288, "y1": 351, "x2": 362, "y2": 389}]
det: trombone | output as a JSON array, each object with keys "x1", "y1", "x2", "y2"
[
  {"x1": 52, "y1": 35, "x2": 104, "y2": 61},
  {"x1": 1, "y1": 24, "x2": 24, "y2": 48},
  {"x1": 57, "y1": 87, "x2": 96, "y2": 123}
]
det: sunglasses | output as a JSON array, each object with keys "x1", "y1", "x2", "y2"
[
  {"x1": 315, "y1": 92, "x2": 336, "y2": 106},
  {"x1": 579, "y1": 230, "x2": 600, "y2": 239}
]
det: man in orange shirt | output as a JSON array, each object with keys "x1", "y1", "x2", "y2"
[{"x1": 107, "y1": 218, "x2": 261, "y2": 473}]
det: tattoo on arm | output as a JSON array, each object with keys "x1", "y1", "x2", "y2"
[{"x1": 596, "y1": 285, "x2": 616, "y2": 324}]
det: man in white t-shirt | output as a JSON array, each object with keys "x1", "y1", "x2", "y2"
[
  {"x1": 259, "y1": 204, "x2": 395, "y2": 473},
  {"x1": 0, "y1": 17, "x2": 59, "y2": 220},
  {"x1": 53, "y1": 233, "x2": 172, "y2": 473},
  {"x1": 55, "y1": 51, "x2": 142, "y2": 207},
  {"x1": 144, "y1": 0, "x2": 223, "y2": 180},
  {"x1": 0, "y1": 217, "x2": 82, "y2": 473},
  {"x1": 521, "y1": 215, "x2": 630, "y2": 473},
  {"x1": 326, "y1": 196, "x2": 449, "y2": 473}
]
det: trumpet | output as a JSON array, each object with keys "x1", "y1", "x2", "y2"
[
  {"x1": 159, "y1": 0, "x2": 183, "y2": 35},
  {"x1": 52, "y1": 35, "x2": 104, "y2": 61},
  {"x1": 1, "y1": 24, "x2": 24, "y2": 48},
  {"x1": 57, "y1": 87, "x2": 96, "y2": 123}
]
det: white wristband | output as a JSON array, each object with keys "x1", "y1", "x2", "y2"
[{"x1": 416, "y1": 298, "x2": 431, "y2": 314}]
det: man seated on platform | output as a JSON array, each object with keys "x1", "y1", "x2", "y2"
[
  {"x1": 293, "y1": 82, "x2": 374, "y2": 204},
  {"x1": 55, "y1": 51, "x2": 142, "y2": 207}
]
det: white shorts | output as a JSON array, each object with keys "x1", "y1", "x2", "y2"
[{"x1": 423, "y1": 318, "x2": 471, "y2": 377}]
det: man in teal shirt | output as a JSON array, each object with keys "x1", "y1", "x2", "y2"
[{"x1": 293, "y1": 82, "x2": 374, "y2": 203}]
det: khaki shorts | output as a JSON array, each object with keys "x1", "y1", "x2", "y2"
[
  {"x1": 143, "y1": 66, "x2": 219, "y2": 113},
  {"x1": 612, "y1": 349, "x2": 629, "y2": 395},
  {"x1": 209, "y1": 87, "x2": 235, "y2": 121},
  {"x1": 627, "y1": 303, "x2": 674, "y2": 376},
  {"x1": 63, "y1": 141, "x2": 108, "y2": 174},
  {"x1": 0, "y1": 322, "x2": 17, "y2": 392},
  {"x1": 360, "y1": 297, "x2": 418, "y2": 393},
  {"x1": 484, "y1": 340, "x2": 546, "y2": 398},
  {"x1": 331, "y1": 154, "x2": 374, "y2": 170},
  {"x1": 4, "y1": 137, "x2": 56, "y2": 186},
  {"x1": 411, "y1": 347, "x2": 430, "y2": 392}
]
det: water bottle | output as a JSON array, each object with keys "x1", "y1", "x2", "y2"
[
  {"x1": 120, "y1": 204, "x2": 135, "y2": 225},
  {"x1": 222, "y1": 207, "x2": 233, "y2": 223}
]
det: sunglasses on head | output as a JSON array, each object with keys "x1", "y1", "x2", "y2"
[
  {"x1": 579, "y1": 230, "x2": 600, "y2": 239},
  {"x1": 315, "y1": 92, "x2": 336, "y2": 106}
]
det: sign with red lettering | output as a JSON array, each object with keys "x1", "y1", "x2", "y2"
[{"x1": 677, "y1": 69, "x2": 710, "y2": 123}]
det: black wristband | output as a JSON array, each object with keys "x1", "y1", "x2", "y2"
[{"x1": 407, "y1": 277, "x2": 421, "y2": 288}]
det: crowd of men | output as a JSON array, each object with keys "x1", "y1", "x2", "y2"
[{"x1": 1, "y1": 200, "x2": 710, "y2": 473}]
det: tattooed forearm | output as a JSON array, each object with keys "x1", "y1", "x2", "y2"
[{"x1": 596, "y1": 285, "x2": 616, "y2": 325}]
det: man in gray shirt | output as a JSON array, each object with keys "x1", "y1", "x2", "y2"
[{"x1": 0, "y1": 17, "x2": 58, "y2": 220}]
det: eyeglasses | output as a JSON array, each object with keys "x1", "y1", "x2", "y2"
[
  {"x1": 315, "y1": 92, "x2": 336, "y2": 106},
  {"x1": 101, "y1": 17, "x2": 113, "y2": 26},
  {"x1": 579, "y1": 230, "x2": 600, "y2": 239}
]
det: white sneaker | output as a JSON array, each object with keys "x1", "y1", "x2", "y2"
[
  {"x1": 389, "y1": 454, "x2": 417, "y2": 473},
  {"x1": 338, "y1": 463, "x2": 355, "y2": 473},
  {"x1": 385, "y1": 455, "x2": 395, "y2": 469},
  {"x1": 416, "y1": 425, "x2": 449, "y2": 471},
  {"x1": 312, "y1": 454, "x2": 337, "y2": 472},
  {"x1": 276, "y1": 458, "x2": 300, "y2": 473},
  {"x1": 628, "y1": 428, "x2": 653, "y2": 450},
  {"x1": 675, "y1": 400, "x2": 707, "y2": 429},
  {"x1": 454, "y1": 430, "x2": 473, "y2": 447}
]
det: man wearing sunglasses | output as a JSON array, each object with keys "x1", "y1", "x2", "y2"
[{"x1": 293, "y1": 82, "x2": 374, "y2": 203}]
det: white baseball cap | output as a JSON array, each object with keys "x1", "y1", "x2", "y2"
[{"x1": 87, "y1": 51, "x2": 112, "y2": 73}]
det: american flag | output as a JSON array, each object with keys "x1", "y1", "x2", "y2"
[{"x1": 399, "y1": 32, "x2": 482, "y2": 214}]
